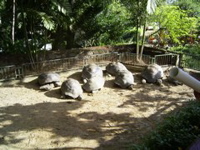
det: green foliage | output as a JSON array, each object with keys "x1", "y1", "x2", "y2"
[
  {"x1": 25, "y1": 9, "x2": 55, "y2": 31},
  {"x1": 92, "y1": 0, "x2": 133, "y2": 46},
  {"x1": 171, "y1": 45, "x2": 200, "y2": 70},
  {"x1": 121, "y1": 0, "x2": 147, "y2": 26},
  {"x1": 52, "y1": 0, "x2": 72, "y2": 15},
  {"x1": 0, "y1": 0, "x2": 200, "y2": 62},
  {"x1": 131, "y1": 101, "x2": 200, "y2": 150},
  {"x1": 0, "y1": 0, "x2": 5, "y2": 11},
  {"x1": 171, "y1": 45, "x2": 200, "y2": 55},
  {"x1": 149, "y1": 5, "x2": 198, "y2": 44},
  {"x1": 173, "y1": 0, "x2": 200, "y2": 17}
]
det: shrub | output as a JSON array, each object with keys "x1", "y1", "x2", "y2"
[{"x1": 131, "y1": 101, "x2": 200, "y2": 150}]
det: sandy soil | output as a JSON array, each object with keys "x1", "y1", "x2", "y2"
[{"x1": 0, "y1": 69, "x2": 195, "y2": 150}]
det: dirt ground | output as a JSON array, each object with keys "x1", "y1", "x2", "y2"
[{"x1": 0, "y1": 68, "x2": 195, "y2": 150}]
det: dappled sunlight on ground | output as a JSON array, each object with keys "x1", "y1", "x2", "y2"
[{"x1": 0, "y1": 70, "x2": 195, "y2": 150}]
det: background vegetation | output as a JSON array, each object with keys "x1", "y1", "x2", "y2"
[{"x1": 0, "y1": 0, "x2": 199, "y2": 63}]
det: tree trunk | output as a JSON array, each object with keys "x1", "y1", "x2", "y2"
[
  {"x1": 12, "y1": 0, "x2": 15, "y2": 44},
  {"x1": 66, "y1": 26, "x2": 75, "y2": 49},
  {"x1": 21, "y1": 6, "x2": 34, "y2": 64},
  {"x1": 52, "y1": 25, "x2": 65, "y2": 50},
  {"x1": 135, "y1": 0, "x2": 140, "y2": 62},
  {"x1": 139, "y1": 20, "x2": 146, "y2": 61},
  {"x1": 136, "y1": 17, "x2": 140, "y2": 62}
]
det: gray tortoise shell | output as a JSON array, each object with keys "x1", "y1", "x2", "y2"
[
  {"x1": 61, "y1": 78, "x2": 83, "y2": 99},
  {"x1": 38, "y1": 73, "x2": 60, "y2": 85},
  {"x1": 82, "y1": 64, "x2": 103, "y2": 80},
  {"x1": 141, "y1": 64, "x2": 164, "y2": 83},
  {"x1": 106, "y1": 62, "x2": 127, "y2": 76},
  {"x1": 114, "y1": 70, "x2": 134, "y2": 88}
]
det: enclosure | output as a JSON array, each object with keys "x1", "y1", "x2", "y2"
[
  {"x1": 0, "y1": 0, "x2": 199, "y2": 148},
  {"x1": 0, "y1": 49, "x2": 180, "y2": 81},
  {"x1": 0, "y1": 68, "x2": 194, "y2": 150},
  {"x1": 0, "y1": 46, "x2": 197, "y2": 149}
]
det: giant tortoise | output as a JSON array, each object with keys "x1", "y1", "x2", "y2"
[
  {"x1": 38, "y1": 72, "x2": 61, "y2": 90},
  {"x1": 82, "y1": 76, "x2": 105, "y2": 93},
  {"x1": 82, "y1": 63, "x2": 103, "y2": 83},
  {"x1": 141, "y1": 64, "x2": 164, "y2": 85},
  {"x1": 106, "y1": 62, "x2": 127, "y2": 76},
  {"x1": 114, "y1": 70, "x2": 135, "y2": 89},
  {"x1": 61, "y1": 78, "x2": 83, "y2": 100}
]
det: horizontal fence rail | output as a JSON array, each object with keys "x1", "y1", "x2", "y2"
[
  {"x1": 120, "y1": 52, "x2": 152, "y2": 65},
  {"x1": 22, "y1": 57, "x2": 85, "y2": 76},
  {"x1": 22, "y1": 53, "x2": 120, "y2": 76},
  {"x1": 0, "y1": 52, "x2": 182, "y2": 81}
]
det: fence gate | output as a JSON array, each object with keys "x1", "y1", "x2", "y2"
[
  {"x1": 0, "y1": 65, "x2": 24, "y2": 81},
  {"x1": 154, "y1": 53, "x2": 180, "y2": 66}
]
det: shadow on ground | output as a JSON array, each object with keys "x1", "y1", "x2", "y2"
[
  {"x1": 67, "y1": 71, "x2": 83, "y2": 83},
  {"x1": 0, "y1": 69, "x2": 194, "y2": 149},
  {"x1": 0, "y1": 84, "x2": 191, "y2": 150},
  {"x1": 44, "y1": 88, "x2": 61, "y2": 99}
]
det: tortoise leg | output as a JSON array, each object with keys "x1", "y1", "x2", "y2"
[
  {"x1": 60, "y1": 94, "x2": 66, "y2": 99},
  {"x1": 128, "y1": 84, "x2": 134, "y2": 90},
  {"x1": 92, "y1": 90, "x2": 98, "y2": 93},
  {"x1": 77, "y1": 95, "x2": 83, "y2": 100},
  {"x1": 54, "y1": 81, "x2": 61, "y2": 87},
  {"x1": 88, "y1": 92, "x2": 94, "y2": 96},
  {"x1": 48, "y1": 83, "x2": 54, "y2": 90},
  {"x1": 40, "y1": 83, "x2": 54, "y2": 91},
  {"x1": 141, "y1": 79, "x2": 147, "y2": 84},
  {"x1": 156, "y1": 79, "x2": 163, "y2": 86},
  {"x1": 39, "y1": 85, "x2": 47, "y2": 90},
  {"x1": 83, "y1": 79, "x2": 88, "y2": 84}
]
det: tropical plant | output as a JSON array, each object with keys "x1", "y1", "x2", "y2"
[
  {"x1": 91, "y1": 0, "x2": 133, "y2": 46},
  {"x1": 0, "y1": 0, "x2": 111, "y2": 62},
  {"x1": 139, "y1": 0, "x2": 160, "y2": 61},
  {"x1": 120, "y1": 0, "x2": 160, "y2": 62},
  {"x1": 149, "y1": 5, "x2": 198, "y2": 45},
  {"x1": 173, "y1": 0, "x2": 200, "y2": 17}
]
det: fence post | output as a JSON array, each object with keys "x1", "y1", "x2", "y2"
[
  {"x1": 118, "y1": 53, "x2": 121, "y2": 62},
  {"x1": 151, "y1": 57, "x2": 155, "y2": 64},
  {"x1": 175, "y1": 54, "x2": 179, "y2": 66},
  {"x1": 178, "y1": 53, "x2": 183, "y2": 68},
  {"x1": 15, "y1": 66, "x2": 24, "y2": 79},
  {"x1": 83, "y1": 58, "x2": 87, "y2": 66}
]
